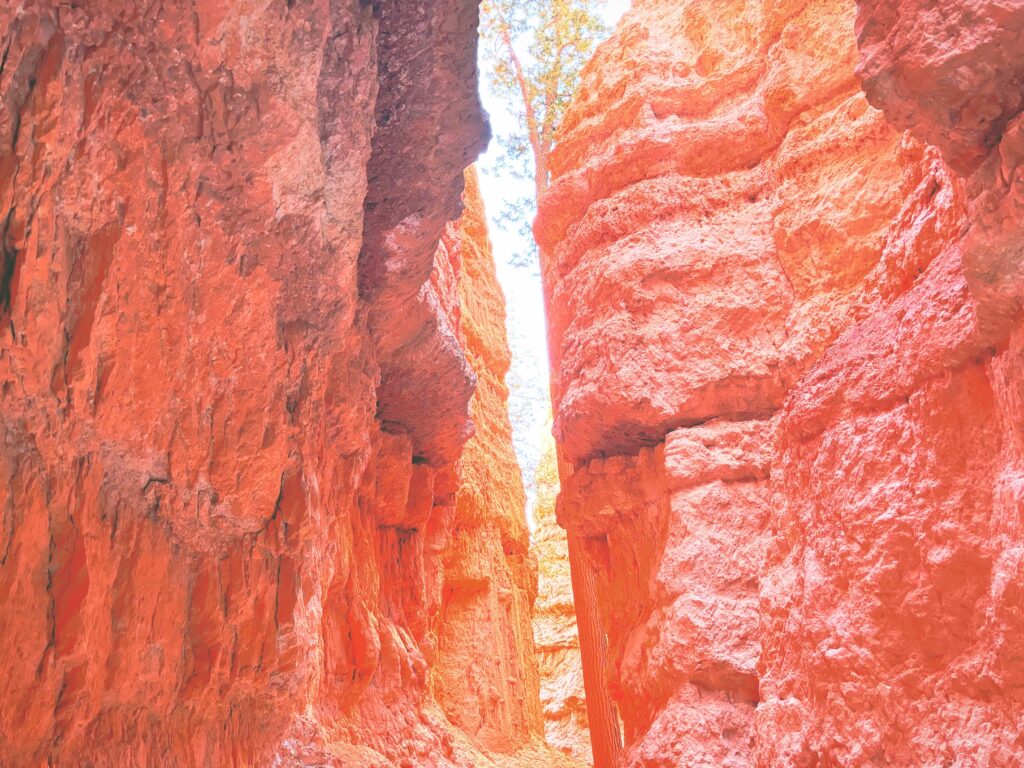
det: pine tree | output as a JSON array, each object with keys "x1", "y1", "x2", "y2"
[{"x1": 479, "y1": 0, "x2": 607, "y2": 266}]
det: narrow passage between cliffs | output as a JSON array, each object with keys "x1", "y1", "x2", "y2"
[{"x1": 476, "y1": 3, "x2": 631, "y2": 765}]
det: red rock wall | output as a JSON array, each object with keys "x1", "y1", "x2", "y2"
[
  {"x1": 761, "y1": 2, "x2": 1024, "y2": 763},
  {"x1": 536, "y1": 0, "x2": 1023, "y2": 765},
  {"x1": 432, "y1": 168, "x2": 559, "y2": 760},
  {"x1": 0, "y1": 3, "x2": 563, "y2": 766}
]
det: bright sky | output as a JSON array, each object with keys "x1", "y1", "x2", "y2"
[{"x1": 476, "y1": 1, "x2": 631, "y2": 515}]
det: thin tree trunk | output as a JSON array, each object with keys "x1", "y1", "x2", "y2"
[
  {"x1": 501, "y1": 27, "x2": 545, "y2": 198},
  {"x1": 561, "y1": 459, "x2": 623, "y2": 767}
]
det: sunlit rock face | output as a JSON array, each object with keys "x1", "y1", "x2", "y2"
[
  {"x1": 432, "y1": 170, "x2": 575, "y2": 765},
  {"x1": 536, "y1": 0, "x2": 1023, "y2": 765},
  {"x1": 531, "y1": 436, "x2": 591, "y2": 764},
  {"x1": 0, "y1": 3, "x2": 569, "y2": 766},
  {"x1": 761, "y1": 1, "x2": 1024, "y2": 763}
]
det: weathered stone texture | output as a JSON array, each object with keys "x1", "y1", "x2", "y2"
[
  {"x1": 536, "y1": 0, "x2": 1023, "y2": 764},
  {"x1": 0, "y1": 3, "x2": 562, "y2": 766},
  {"x1": 532, "y1": 434, "x2": 591, "y2": 764}
]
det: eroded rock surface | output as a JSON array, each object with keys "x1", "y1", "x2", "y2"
[
  {"x1": 532, "y1": 435, "x2": 591, "y2": 764},
  {"x1": 433, "y1": 170, "x2": 567, "y2": 762},
  {"x1": 536, "y1": 0, "x2": 1023, "y2": 765},
  {"x1": 0, "y1": 3, "x2": 561, "y2": 766}
]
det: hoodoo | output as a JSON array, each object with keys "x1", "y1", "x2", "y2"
[
  {"x1": 2, "y1": 0, "x2": 1023, "y2": 766},
  {"x1": 536, "y1": 0, "x2": 1023, "y2": 765}
]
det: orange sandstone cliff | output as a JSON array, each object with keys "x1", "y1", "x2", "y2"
[
  {"x1": 0, "y1": 2, "x2": 567, "y2": 765},
  {"x1": 536, "y1": 0, "x2": 1023, "y2": 766},
  {"x1": 433, "y1": 169, "x2": 569, "y2": 765},
  {"x1": 531, "y1": 433, "x2": 591, "y2": 764}
]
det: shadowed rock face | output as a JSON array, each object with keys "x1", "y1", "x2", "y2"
[
  {"x1": 855, "y1": 0, "x2": 1024, "y2": 175},
  {"x1": 0, "y1": 2, "x2": 571, "y2": 767},
  {"x1": 537, "y1": 0, "x2": 1023, "y2": 765},
  {"x1": 361, "y1": 0, "x2": 491, "y2": 468},
  {"x1": 855, "y1": 0, "x2": 1024, "y2": 343}
]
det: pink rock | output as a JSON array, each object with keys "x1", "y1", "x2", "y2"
[{"x1": 537, "y1": 0, "x2": 1024, "y2": 764}]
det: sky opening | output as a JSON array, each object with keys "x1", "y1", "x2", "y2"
[{"x1": 476, "y1": 1, "x2": 631, "y2": 521}]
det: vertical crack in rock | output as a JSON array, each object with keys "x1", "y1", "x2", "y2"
[{"x1": 0, "y1": 207, "x2": 16, "y2": 320}]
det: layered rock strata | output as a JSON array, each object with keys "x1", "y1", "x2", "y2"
[
  {"x1": 536, "y1": 0, "x2": 1023, "y2": 765},
  {"x1": 0, "y1": 3, "x2": 564, "y2": 766}
]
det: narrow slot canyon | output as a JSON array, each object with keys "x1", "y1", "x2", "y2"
[{"x1": 1, "y1": 2, "x2": 1022, "y2": 768}]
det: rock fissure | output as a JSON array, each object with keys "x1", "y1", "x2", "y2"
[{"x1": 0, "y1": 206, "x2": 17, "y2": 319}]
